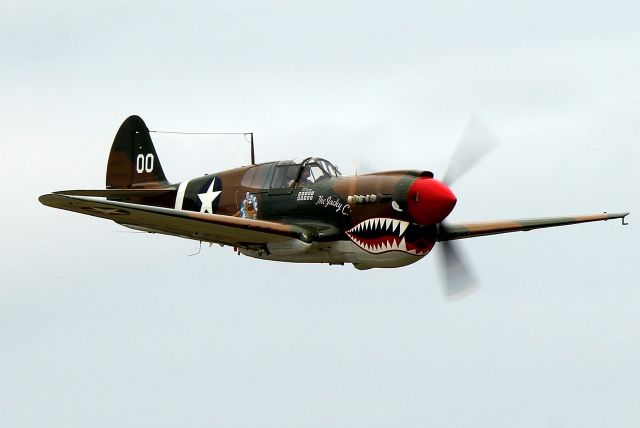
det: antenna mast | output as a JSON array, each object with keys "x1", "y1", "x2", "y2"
[{"x1": 247, "y1": 132, "x2": 255, "y2": 165}]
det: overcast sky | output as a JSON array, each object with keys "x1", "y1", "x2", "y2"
[{"x1": 2, "y1": 0, "x2": 639, "y2": 427}]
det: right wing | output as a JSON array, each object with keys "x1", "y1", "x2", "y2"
[
  {"x1": 438, "y1": 212, "x2": 629, "y2": 241},
  {"x1": 39, "y1": 193, "x2": 313, "y2": 249}
]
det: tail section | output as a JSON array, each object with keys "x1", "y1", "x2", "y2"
[{"x1": 106, "y1": 115, "x2": 168, "y2": 188}]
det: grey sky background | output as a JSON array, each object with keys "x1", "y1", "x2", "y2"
[{"x1": 2, "y1": 0, "x2": 639, "y2": 426}]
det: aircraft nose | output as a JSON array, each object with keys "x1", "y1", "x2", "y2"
[{"x1": 406, "y1": 178, "x2": 457, "y2": 225}]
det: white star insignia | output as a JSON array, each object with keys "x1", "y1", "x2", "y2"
[{"x1": 198, "y1": 178, "x2": 222, "y2": 214}]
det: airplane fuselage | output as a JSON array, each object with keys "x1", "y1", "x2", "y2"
[{"x1": 124, "y1": 160, "x2": 440, "y2": 269}]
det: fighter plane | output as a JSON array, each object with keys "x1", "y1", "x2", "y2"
[{"x1": 39, "y1": 115, "x2": 629, "y2": 296}]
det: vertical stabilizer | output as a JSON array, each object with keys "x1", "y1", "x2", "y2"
[{"x1": 106, "y1": 115, "x2": 168, "y2": 188}]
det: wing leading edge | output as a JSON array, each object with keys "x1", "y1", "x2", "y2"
[
  {"x1": 438, "y1": 212, "x2": 629, "y2": 241},
  {"x1": 52, "y1": 189, "x2": 175, "y2": 197},
  {"x1": 39, "y1": 193, "x2": 313, "y2": 248}
]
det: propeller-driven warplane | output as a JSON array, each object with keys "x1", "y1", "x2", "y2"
[{"x1": 39, "y1": 116, "x2": 629, "y2": 296}]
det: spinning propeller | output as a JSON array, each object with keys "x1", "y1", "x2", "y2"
[{"x1": 437, "y1": 116, "x2": 499, "y2": 298}]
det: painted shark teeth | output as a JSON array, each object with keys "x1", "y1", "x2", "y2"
[
  {"x1": 345, "y1": 217, "x2": 427, "y2": 255},
  {"x1": 347, "y1": 218, "x2": 410, "y2": 238},
  {"x1": 347, "y1": 235, "x2": 427, "y2": 256},
  {"x1": 398, "y1": 221, "x2": 408, "y2": 237}
]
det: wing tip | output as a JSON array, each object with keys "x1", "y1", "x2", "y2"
[
  {"x1": 602, "y1": 211, "x2": 630, "y2": 225},
  {"x1": 38, "y1": 193, "x2": 59, "y2": 206}
]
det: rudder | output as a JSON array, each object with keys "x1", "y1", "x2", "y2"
[{"x1": 106, "y1": 115, "x2": 168, "y2": 188}]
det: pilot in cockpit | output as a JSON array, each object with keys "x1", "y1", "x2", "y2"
[{"x1": 299, "y1": 167, "x2": 312, "y2": 185}]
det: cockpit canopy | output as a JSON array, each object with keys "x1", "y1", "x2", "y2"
[
  {"x1": 299, "y1": 157, "x2": 342, "y2": 182},
  {"x1": 240, "y1": 157, "x2": 341, "y2": 191}
]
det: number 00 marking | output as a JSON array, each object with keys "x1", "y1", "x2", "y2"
[{"x1": 136, "y1": 154, "x2": 154, "y2": 173}]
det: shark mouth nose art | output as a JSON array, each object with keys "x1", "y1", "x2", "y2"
[{"x1": 345, "y1": 218, "x2": 435, "y2": 255}]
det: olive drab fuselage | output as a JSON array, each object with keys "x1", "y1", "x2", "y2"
[
  {"x1": 138, "y1": 159, "x2": 441, "y2": 268},
  {"x1": 100, "y1": 115, "x2": 451, "y2": 268}
]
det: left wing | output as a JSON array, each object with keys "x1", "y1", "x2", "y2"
[
  {"x1": 39, "y1": 193, "x2": 313, "y2": 248},
  {"x1": 52, "y1": 188, "x2": 175, "y2": 198},
  {"x1": 438, "y1": 212, "x2": 629, "y2": 241}
]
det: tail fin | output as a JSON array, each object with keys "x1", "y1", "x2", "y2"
[{"x1": 106, "y1": 115, "x2": 168, "y2": 189}]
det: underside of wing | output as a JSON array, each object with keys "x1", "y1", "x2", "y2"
[
  {"x1": 39, "y1": 193, "x2": 312, "y2": 249},
  {"x1": 438, "y1": 212, "x2": 629, "y2": 241}
]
